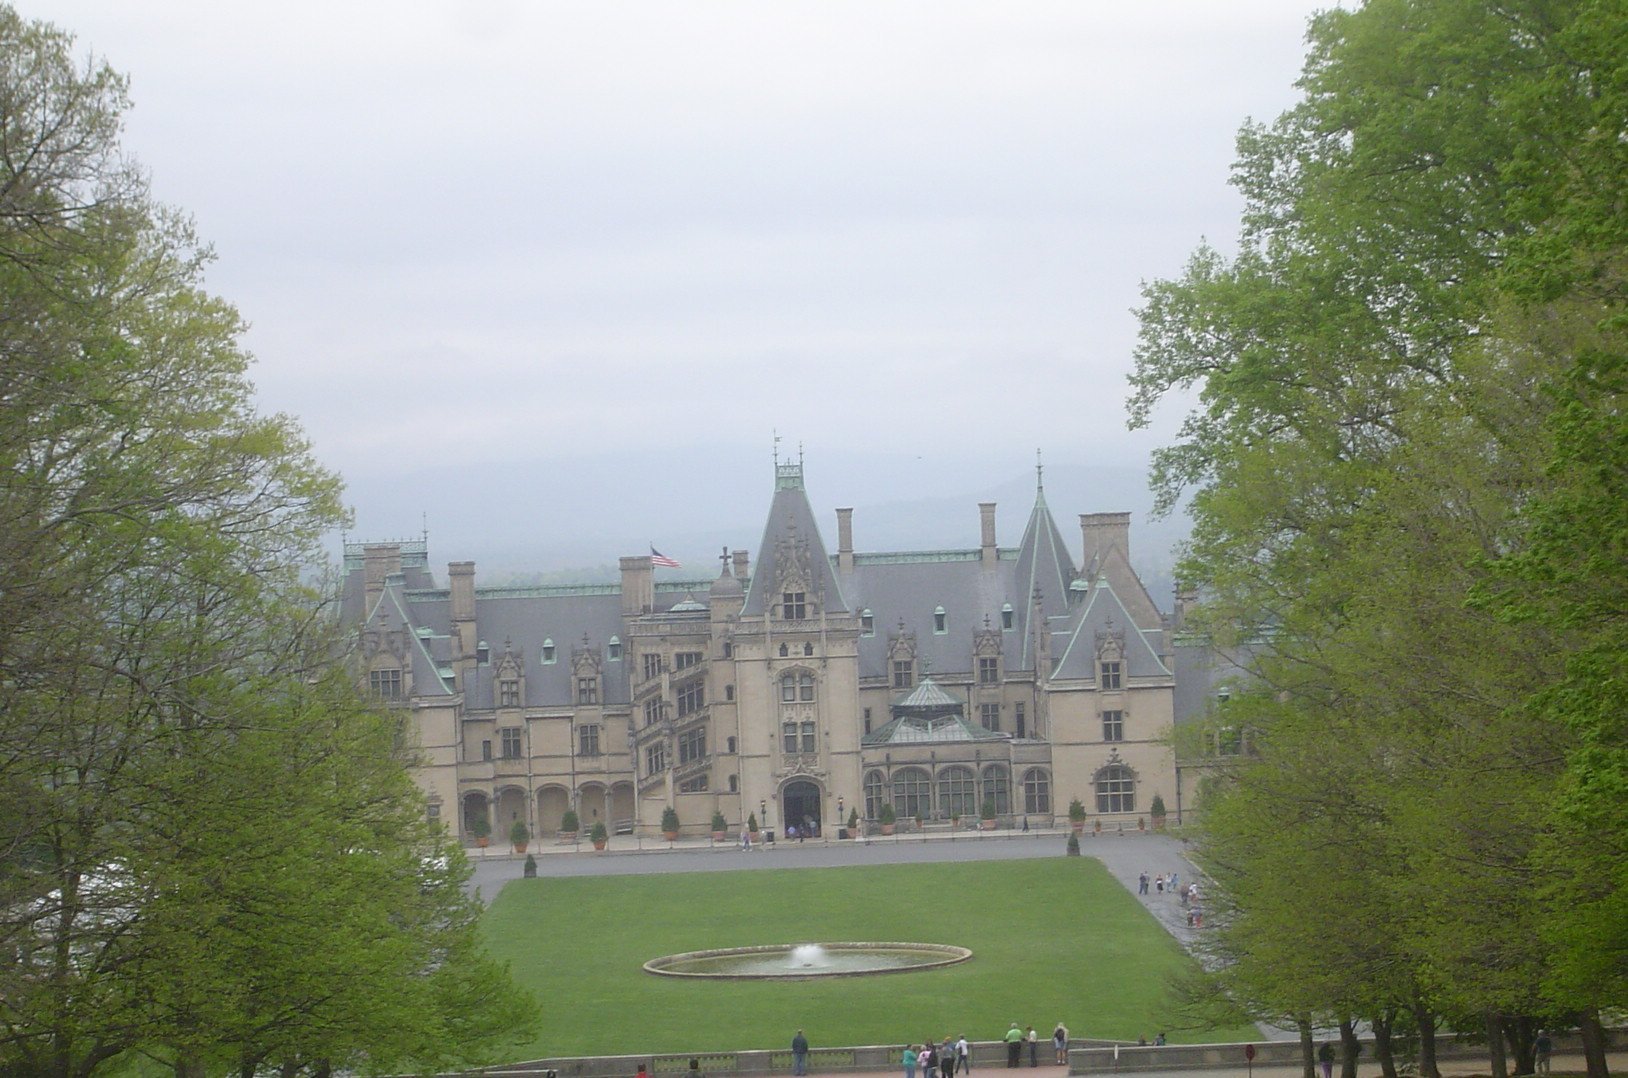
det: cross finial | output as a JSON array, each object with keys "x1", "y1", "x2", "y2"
[{"x1": 720, "y1": 546, "x2": 730, "y2": 573}]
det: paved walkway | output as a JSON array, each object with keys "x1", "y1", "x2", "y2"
[{"x1": 789, "y1": 1053, "x2": 1620, "y2": 1078}]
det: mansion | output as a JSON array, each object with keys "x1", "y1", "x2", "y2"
[{"x1": 343, "y1": 459, "x2": 1204, "y2": 844}]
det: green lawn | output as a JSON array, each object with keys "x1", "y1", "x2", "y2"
[{"x1": 481, "y1": 857, "x2": 1254, "y2": 1059}]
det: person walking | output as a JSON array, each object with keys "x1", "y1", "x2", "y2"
[
  {"x1": 1004, "y1": 1024, "x2": 1023, "y2": 1068},
  {"x1": 941, "y1": 1037, "x2": 956, "y2": 1078},
  {"x1": 792, "y1": 1030, "x2": 809, "y2": 1077},
  {"x1": 1052, "y1": 1023, "x2": 1069, "y2": 1065},
  {"x1": 956, "y1": 1036, "x2": 970, "y2": 1075},
  {"x1": 1535, "y1": 1032, "x2": 1553, "y2": 1075},
  {"x1": 1318, "y1": 1042, "x2": 1335, "y2": 1078}
]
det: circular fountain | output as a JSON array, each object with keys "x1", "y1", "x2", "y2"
[{"x1": 644, "y1": 941, "x2": 971, "y2": 980}]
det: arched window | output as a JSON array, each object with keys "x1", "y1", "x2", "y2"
[
  {"x1": 864, "y1": 770, "x2": 886, "y2": 820},
  {"x1": 933, "y1": 606, "x2": 948, "y2": 634},
  {"x1": 937, "y1": 766, "x2": 976, "y2": 819},
  {"x1": 1095, "y1": 764, "x2": 1136, "y2": 813},
  {"x1": 891, "y1": 767, "x2": 931, "y2": 820},
  {"x1": 979, "y1": 764, "x2": 1011, "y2": 815},
  {"x1": 607, "y1": 636, "x2": 621, "y2": 661},
  {"x1": 1023, "y1": 768, "x2": 1051, "y2": 814}
]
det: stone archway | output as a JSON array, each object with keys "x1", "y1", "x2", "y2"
[
  {"x1": 537, "y1": 785, "x2": 570, "y2": 833},
  {"x1": 609, "y1": 782, "x2": 635, "y2": 834},
  {"x1": 461, "y1": 791, "x2": 490, "y2": 845},
  {"x1": 494, "y1": 786, "x2": 527, "y2": 844},
  {"x1": 578, "y1": 783, "x2": 609, "y2": 831},
  {"x1": 781, "y1": 778, "x2": 823, "y2": 838}
]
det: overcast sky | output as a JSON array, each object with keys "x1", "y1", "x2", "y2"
[{"x1": 40, "y1": 2, "x2": 1326, "y2": 570}]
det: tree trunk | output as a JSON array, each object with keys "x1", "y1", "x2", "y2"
[
  {"x1": 1339, "y1": 1019, "x2": 1362, "y2": 1078},
  {"x1": 1299, "y1": 1017, "x2": 1317, "y2": 1078},
  {"x1": 1578, "y1": 1009, "x2": 1611, "y2": 1078},
  {"x1": 1486, "y1": 1012, "x2": 1508, "y2": 1078},
  {"x1": 1501, "y1": 1014, "x2": 1536, "y2": 1076},
  {"x1": 1413, "y1": 1002, "x2": 1441, "y2": 1078},
  {"x1": 1373, "y1": 1010, "x2": 1399, "y2": 1078}
]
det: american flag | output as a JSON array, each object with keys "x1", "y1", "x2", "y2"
[{"x1": 649, "y1": 546, "x2": 681, "y2": 568}]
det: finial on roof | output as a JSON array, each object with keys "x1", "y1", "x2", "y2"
[
  {"x1": 1036, "y1": 448, "x2": 1044, "y2": 492},
  {"x1": 422, "y1": 511, "x2": 429, "y2": 545},
  {"x1": 773, "y1": 429, "x2": 781, "y2": 469},
  {"x1": 719, "y1": 546, "x2": 730, "y2": 574}
]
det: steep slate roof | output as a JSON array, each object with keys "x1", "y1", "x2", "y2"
[
  {"x1": 742, "y1": 461, "x2": 848, "y2": 617},
  {"x1": 363, "y1": 580, "x2": 454, "y2": 697},
  {"x1": 1009, "y1": 481, "x2": 1078, "y2": 671},
  {"x1": 841, "y1": 551, "x2": 1013, "y2": 679},
  {"x1": 1050, "y1": 579, "x2": 1174, "y2": 681}
]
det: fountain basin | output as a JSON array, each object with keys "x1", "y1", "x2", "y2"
[{"x1": 644, "y1": 942, "x2": 971, "y2": 980}]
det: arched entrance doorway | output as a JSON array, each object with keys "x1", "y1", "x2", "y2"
[{"x1": 782, "y1": 779, "x2": 823, "y2": 838}]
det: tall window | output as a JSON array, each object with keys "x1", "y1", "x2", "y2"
[
  {"x1": 861, "y1": 610, "x2": 875, "y2": 636},
  {"x1": 938, "y1": 766, "x2": 976, "y2": 818},
  {"x1": 781, "y1": 591, "x2": 806, "y2": 620},
  {"x1": 498, "y1": 678, "x2": 520, "y2": 707},
  {"x1": 676, "y1": 680, "x2": 705, "y2": 717},
  {"x1": 1001, "y1": 604, "x2": 1014, "y2": 630},
  {"x1": 864, "y1": 770, "x2": 886, "y2": 819},
  {"x1": 1100, "y1": 660, "x2": 1122, "y2": 690},
  {"x1": 645, "y1": 742, "x2": 667, "y2": 774},
  {"x1": 933, "y1": 606, "x2": 947, "y2": 633},
  {"x1": 980, "y1": 765, "x2": 1011, "y2": 814},
  {"x1": 644, "y1": 698, "x2": 662, "y2": 726},
  {"x1": 1023, "y1": 768, "x2": 1051, "y2": 814},
  {"x1": 780, "y1": 671, "x2": 814, "y2": 702},
  {"x1": 891, "y1": 767, "x2": 931, "y2": 819},
  {"x1": 892, "y1": 660, "x2": 913, "y2": 690},
  {"x1": 1102, "y1": 710, "x2": 1125, "y2": 742},
  {"x1": 1015, "y1": 701, "x2": 1027, "y2": 738},
  {"x1": 678, "y1": 726, "x2": 707, "y2": 764},
  {"x1": 1096, "y1": 765, "x2": 1135, "y2": 813},
  {"x1": 369, "y1": 668, "x2": 402, "y2": 699},
  {"x1": 643, "y1": 653, "x2": 663, "y2": 679},
  {"x1": 499, "y1": 727, "x2": 522, "y2": 759},
  {"x1": 782, "y1": 721, "x2": 799, "y2": 754},
  {"x1": 979, "y1": 703, "x2": 1000, "y2": 730},
  {"x1": 800, "y1": 721, "x2": 816, "y2": 754},
  {"x1": 576, "y1": 676, "x2": 598, "y2": 705},
  {"x1": 578, "y1": 724, "x2": 601, "y2": 756},
  {"x1": 978, "y1": 656, "x2": 999, "y2": 684}
]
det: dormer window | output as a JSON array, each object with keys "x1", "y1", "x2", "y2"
[
  {"x1": 861, "y1": 609, "x2": 874, "y2": 636},
  {"x1": 607, "y1": 637, "x2": 621, "y2": 661},
  {"x1": 933, "y1": 606, "x2": 947, "y2": 634},
  {"x1": 476, "y1": 640, "x2": 490, "y2": 665},
  {"x1": 782, "y1": 591, "x2": 807, "y2": 620},
  {"x1": 498, "y1": 678, "x2": 520, "y2": 707},
  {"x1": 541, "y1": 639, "x2": 556, "y2": 664},
  {"x1": 1001, "y1": 604, "x2": 1014, "y2": 631},
  {"x1": 369, "y1": 668, "x2": 403, "y2": 699},
  {"x1": 1100, "y1": 660, "x2": 1122, "y2": 690}
]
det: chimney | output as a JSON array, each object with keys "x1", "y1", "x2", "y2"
[
  {"x1": 836, "y1": 508, "x2": 854, "y2": 573},
  {"x1": 448, "y1": 560, "x2": 476, "y2": 660},
  {"x1": 362, "y1": 543, "x2": 402, "y2": 612},
  {"x1": 1080, "y1": 512, "x2": 1131, "y2": 577},
  {"x1": 1174, "y1": 584, "x2": 1199, "y2": 631},
  {"x1": 979, "y1": 503, "x2": 997, "y2": 567},
  {"x1": 620, "y1": 555, "x2": 654, "y2": 615},
  {"x1": 732, "y1": 548, "x2": 750, "y2": 582}
]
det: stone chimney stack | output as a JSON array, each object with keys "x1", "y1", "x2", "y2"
[
  {"x1": 447, "y1": 561, "x2": 477, "y2": 687},
  {"x1": 362, "y1": 543, "x2": 402, "y2": 612},
  {"x1": 836, "y1": 508, "x2": 854, "y2": 573},
  {"x1": 979, "y1": 503, "x2": 997, "y2": 567},
  {"x1": 733, "y1": 549, "x2": 750, "y2": 582},
  {"x1": 1079, "y1": 512, "x2": 1131, "y2": 576},
  {"x1": 621, "y1": 555, "x2": 654, "y2": 616}
]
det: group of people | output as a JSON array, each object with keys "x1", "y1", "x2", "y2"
[
  {"x1": 1136, "y1": 871, "x2": 1204, "y2": 927},
  {"x1": 902, "y1": 1035, "x2": 969, "y2": 1078},
  {"x1": 1135, "y1": 870, "x2": 1180, "y2": 895}
]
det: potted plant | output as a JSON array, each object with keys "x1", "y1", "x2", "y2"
[
  {"x1": 847, "y1": 808, "x2": 860, "y2": 837},
  {"x1": 559, "y1": 809, "x2": 580, "y2": 842},
  {"x1": 711, "y1": 810, "x2": 728, "y2": 841},
  {"x1": 1150, "y1": 794, "x2": 1168, "y2": 830},
  {"x1": 747, "y1": 812, "x2": 761, "y2": 844},
  {"x1": 469, "y1": 813, "x2": 491, "y2": 848},
  {"x1": 1066, "y1": 832, "x2": 1081, "y2": 857},
  {"x1": 590, "y1": 820, "x2": 608, "y2": 851},
  {"x1": 1138, "y1": 816, "x2": 1146, "y2": 831},
  {"x1": 661, "y1": 806, "x2": 680, "y2": 841},
  {"x1": 509, "y1": 819, "x2": 530, "y2": 854},
  {"x1": 878, "y1": 803, "x2": 896, "y2": 836},
  {"x1": 1069, "y1": 798, "x2": 1087, "y2": 833},
  {"x1": 979, "y1": 798, "x2": 998, "y2": 831}
]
